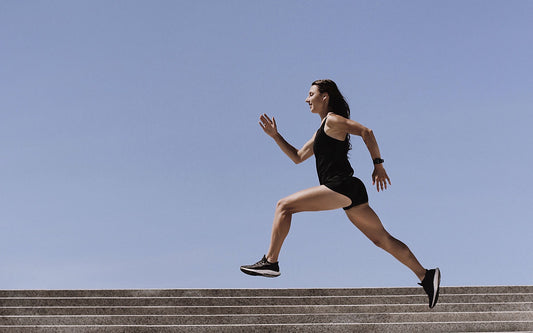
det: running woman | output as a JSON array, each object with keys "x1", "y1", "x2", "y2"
[{"x1": 240, "y1": 79, "x2": 441, "y2": 308}]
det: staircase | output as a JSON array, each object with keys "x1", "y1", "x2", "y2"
[{"x1": 1, "y1": 286, "x2": 532, "y2": 332}]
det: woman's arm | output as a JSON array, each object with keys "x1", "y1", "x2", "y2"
[
  {"x1": 327, "y1": 114, "x2": 391, "y2": 191},
  {"x1": 259, "y1": 114, "x2": 314, "y2": 164}
]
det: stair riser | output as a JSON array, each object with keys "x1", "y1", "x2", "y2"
[
  {"x1": 1, "y1": 312, "x2": 532, "y2": 326},
  {"x1": 1, "y1": 286, "x2": 532, "y2": 298},
  {"x1": 1, "y1": 294, "x2": 532, "y2": 307},
  {"x1": 2, "y1": 322, "x2": 533, "y2": 333},
  {"x1": 2, "y1": 302, "x2": 532, "y2": 316}
]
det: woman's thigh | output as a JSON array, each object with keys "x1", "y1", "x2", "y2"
[{"x1": 279, "y1": 185, "x2": 351, "y2": 213}]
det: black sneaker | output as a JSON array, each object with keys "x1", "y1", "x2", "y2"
[
  {"x1": 419, "y1": 268, "x2": 441, "y2": 308},
  {"x1": 240, "y1": 255, "x2": 280, "y2": 278}
]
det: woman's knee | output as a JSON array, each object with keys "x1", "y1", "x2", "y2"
[{"x1": 276, "y1": 197, "x2": 296, "y2": 215}]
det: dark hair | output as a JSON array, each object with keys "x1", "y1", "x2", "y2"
[
  {"x1": 312, "y1": 79, "x2": 351, "y2": 151},
  {"x1": 311, "y1": 79, "x2": 350, "y2": 119}
]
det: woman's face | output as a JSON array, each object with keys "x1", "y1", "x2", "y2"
[{"x1": 305, "y1": 85, "x2": 328, "y2": 114}]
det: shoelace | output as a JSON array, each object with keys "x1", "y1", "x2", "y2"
[{"x1": 255, "y1": 258, "x2": 268, "y2": 266}]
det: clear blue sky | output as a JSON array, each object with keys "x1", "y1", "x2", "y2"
[{"x1": 1, "y1": 1, "x2": 531, "y2": 289}]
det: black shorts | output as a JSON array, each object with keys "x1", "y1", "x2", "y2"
[{"x1": 324, "y1": 176, "x2": 368, "y2": 210}]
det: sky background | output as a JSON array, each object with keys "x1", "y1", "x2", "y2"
[{"x1": 1, "y1": 0, "x2": 532, "y2": 290}]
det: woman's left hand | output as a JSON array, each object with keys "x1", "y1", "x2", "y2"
[{"x1": 372, "y1": 165, "x2": 391, "y2": 192}]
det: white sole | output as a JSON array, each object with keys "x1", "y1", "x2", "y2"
[
  {"x1": 431, "y1": 268, "x2": 441, "y2": 307},
  {"x1": 241, "y1": 267, "x2": 280, "y2": 277}
]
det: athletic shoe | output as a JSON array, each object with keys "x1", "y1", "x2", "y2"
[
  {"x1": 240, "y1": 255, "x2": 280, "y2": 278},
  {"x1": 419, "y1": 268, "x2": 441, "y2": 308}
]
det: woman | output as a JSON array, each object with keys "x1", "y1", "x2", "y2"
[{"x1": 240, "y1": 79, "x2": 441, "y2": 308}]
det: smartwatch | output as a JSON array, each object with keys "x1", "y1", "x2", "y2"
[{"x1": 373, "y1": 158, "x2": 385, "y2": 165}]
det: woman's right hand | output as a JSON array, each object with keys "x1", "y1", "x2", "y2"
[{"x1": 259, "y1": 114, "x2": 278, "y2": 138}]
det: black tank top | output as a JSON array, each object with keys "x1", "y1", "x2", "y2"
[{"x1": 313, "y1": 117, "x2": 354, "y2": 185}]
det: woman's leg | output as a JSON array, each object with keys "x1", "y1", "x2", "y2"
[
  {"x1": 345, "y1": 203, "x2": 426, "y2": 281},
  {"x1": 266, "y1": 185, "x2": 351, "y2": 263}
]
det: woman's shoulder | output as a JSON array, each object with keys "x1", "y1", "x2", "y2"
[
  {"x1": 324, "y1": 113, "x2": 351, "y2": 140},
  {"x1": 325, "y1": 113, "x2": 348, "y2": 127}
]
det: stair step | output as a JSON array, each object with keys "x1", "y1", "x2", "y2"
[
  {"x1": 3, "y1": 302, "x2": 532, "y2": 315},
  {"x1": 2, "y1": 322, "x2": 533, "y2": 333},
  {"x1": 1, "y1": 286, "x2": 532, "y2": 297},
  {"x1": 2, "y1": 294, "x2": 531, "y2": 307},
  {"x1": 1, "y1": 312, "x2": 531, "y2": 325}
]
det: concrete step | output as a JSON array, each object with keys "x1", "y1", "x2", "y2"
[
  {"x1": 1, "y1": 285, "x2": 532, "y2": 297},
  {"x1": 1, "y1": 286, "x2": 532, "y2": 332},
  {"x1": 0, "y1": 312, "x2": 530, "y2": 325},
  {"x1": 2, "y1": 294, "x2": 532, "y2": 307},
  {"x1": 3, "y1": 302, "x2": 532, "y2": 316},
  {"x1": 2, "y1": 322, "x2": 533, "y2": 333}
]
